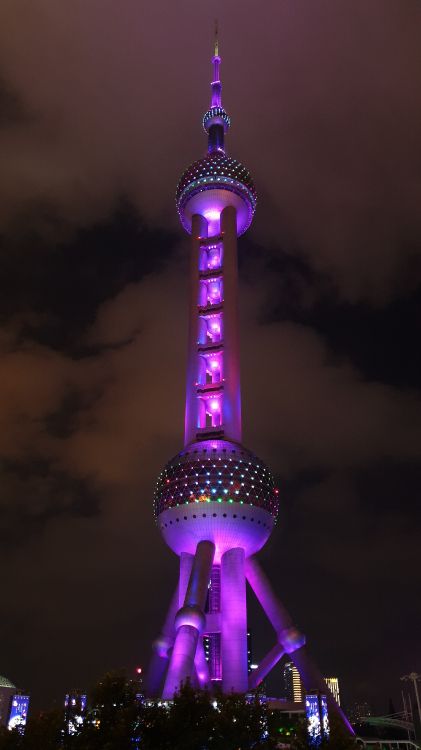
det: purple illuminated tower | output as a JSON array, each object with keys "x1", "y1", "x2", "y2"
[{"x1": 148, "y1": 30, "x2": 353, "y2": 735}]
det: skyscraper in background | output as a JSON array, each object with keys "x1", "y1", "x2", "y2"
[
  {"x1": 283, "y1": 661, "x2": 304, "y2": 703},
  {"x1": 324, "y1": 677, "x2": 341, "y2": 706},
  {"x1": 64, "y1": 691, "x2": 87, "y2": 736}
]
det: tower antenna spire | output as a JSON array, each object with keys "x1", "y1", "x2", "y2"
[{"x1": 204, "y1": 20, "x2": 229, "y2": 152}]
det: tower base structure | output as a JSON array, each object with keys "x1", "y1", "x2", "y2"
[{"x1": 147, "y1": 547, "x2": 353, "y2": 735}]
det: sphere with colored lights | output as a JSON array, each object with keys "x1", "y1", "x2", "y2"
[
  {"x1": 203, "y1": 107, "x2": 231, "y2": 133},
  {"x1": 155, "y1": 440, "x2": 279, "y2": 563},
  {"x1": 176, "y1": 152, "x2": 257, "y2": 236}
]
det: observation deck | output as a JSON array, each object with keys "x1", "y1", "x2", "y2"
[
  {"x1": 176, "y1": 152, "x2": 257, "y2": 236},
  {"x1": 154, "y1": 440, "x2": 279, "y2": 561}
]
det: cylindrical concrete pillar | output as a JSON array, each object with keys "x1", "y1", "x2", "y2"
[
  {"x1": 179, "y1": 553, "x2": 194, "y2": 608},
  {"x1": 221, "y1": 547, "x2": 248, "y2": 692},
  {"x1": 184, "y1": 540, "x2": 215, "y2": 610},
  {"x1": 245, "y1": 556, "x2": 293, "y2": 634},
  {"x1": 163, "y1": 624, "x2": 199, "y2": 698},
  {"x1": 220, "y1": 206, "x2": 241, "y2": 442},
  {"x1": 145, "y1": 583, "x2": 179, "y2": 697},
  {"x1": 185, "y1": 214, "x2": 208, "y2": 446},
  {"x1": 163, "y1": 541, "x2": 215, "y2": 698}
]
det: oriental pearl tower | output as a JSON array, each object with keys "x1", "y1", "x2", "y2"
[{"x1": 147, "y1": 28, "x2": 352, "y2": 734}]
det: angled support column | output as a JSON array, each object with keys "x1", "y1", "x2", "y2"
[
  {"x1": 246, "y1": 556, "x2": 354, "y2": 735},
  {"x1": 162, "y1": 541, "x2": 215, "y2": 698},
  {"x1": 146, "y1": 583, "x2": 179, "y2": 697},
  {"x1": 179, "y1": 552, "x2": 194, "y2": 607},
  {"x1": 248, "y1": 643, "x2": 285, "y2": 690},
  {"x1": 180, "y1": 553, "x2": 211, "y2": 689},
  {"x1": 221, "y1": 547, "x2": 248, "y2": 693}
]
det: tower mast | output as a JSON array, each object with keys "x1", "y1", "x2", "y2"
[{"x1": 183, "y1": 34, "x2": 246, "y2": 446}]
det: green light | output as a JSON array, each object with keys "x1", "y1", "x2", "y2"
[{"x1": 217, "y1": 498, "x2": 222, "y2": 502}]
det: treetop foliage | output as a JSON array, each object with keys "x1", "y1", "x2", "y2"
[{"x1": 0, "y1": 670, "x2": 356, "y2": 750}]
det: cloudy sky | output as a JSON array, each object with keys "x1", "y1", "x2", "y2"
[{"x1": 0, "y1": 0, "x2": 420, "y2": 712}]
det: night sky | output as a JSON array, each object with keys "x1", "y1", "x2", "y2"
[{"x1": 0, "y1": 0, "x2": 420, "y2": 714}]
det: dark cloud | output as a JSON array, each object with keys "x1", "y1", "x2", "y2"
[
  {"x1": 0, "y1": 198, "x2": 178, "y2": 351},
  {"x1": 241, "y1": 237, "x2": 421, "y2": 388},
  {"x1": 0, "y1": 0, "x2": 419, "y2": 717},
  {"x1": 0, "y1": 76, "x2": 29, "y2": 127},
  {"x1": 0, "y1": 458, "x2": 100, "y2": 546}
]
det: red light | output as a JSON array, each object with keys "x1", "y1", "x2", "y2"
[{"x1": 136, "y1": 667, "x2": 142, "y2": 674}]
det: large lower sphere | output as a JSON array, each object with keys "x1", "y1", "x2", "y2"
[
  {"x1": 176, "y1": 152, "x2": 257, "y2": 236},
  {"x1": 154, "y1": 440, "x2": 279, "y2": 562}
]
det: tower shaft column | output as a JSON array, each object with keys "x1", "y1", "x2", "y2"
[
  {"x1": 163, "y1": 540, "x2": 215, "y2": 698},
  {"x1": 221, "y1": 206, "x2": 241, "y2": 442},
  {"x1": 185, "y1": 214, "x2": 208, "y2": 446},
  {"x1": 221, "y1": 547, "x2": 248, "y2": 692}
]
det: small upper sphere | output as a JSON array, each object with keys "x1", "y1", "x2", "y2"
[
  {"x1": 176, "y1": 152, "x2": 257, "y2": 236},
  {"x1": 154, "y1": 440, "x2": 279, "y2": 561},
  {"x1": 203, "y1": 106, "x2": 231, "y2": 133}
]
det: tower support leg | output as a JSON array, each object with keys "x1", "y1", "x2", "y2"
[
  {"x1": 221, "y1": 547, "x2": 248, "y2": 693},
  {"x1": 145, "y1": 583, "x2": 179, "y2": 697},
  {"x1": 245, "y1": 556, "x2": 354, "y2": 735},
  {"x1": 162, "y1": 540, "x2": 215, "y2": 698},
  {"x1": 248, "y1": 643, "x2": 285, "y2": 690},
  {"x1": 179, "y1": 552, "x2": 194, "y2": 607}
]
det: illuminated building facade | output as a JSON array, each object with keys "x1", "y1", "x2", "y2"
[
  {"x1": 147, "y1": 29, "x2": 353, "y2": 736},
  {"x1": 284, "y1": 661, "x2": 304, "y2": 703},
  {"x1": 64, "y1": 691, "x2": 87, "y2": 736},
  {"x1": 324, "y1": 677, "x2": 341, "y2": 707},
  {"x1": 306, "y1": 693, "x2": 330, "y2": 746},
  {"x1": 7, "y1": 695, "x2": 29, "y2": 734},
  {"x1": 0, "y1": 676, "x2": 16, "y2": 727}
]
